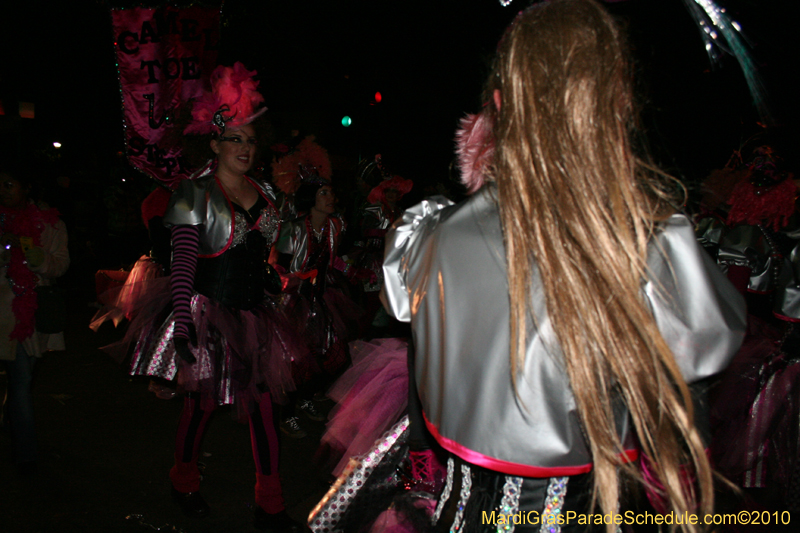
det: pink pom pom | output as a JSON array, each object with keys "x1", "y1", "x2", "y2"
[{"x1": 455, "y1": 112, "x2": 494, "y2": 194}]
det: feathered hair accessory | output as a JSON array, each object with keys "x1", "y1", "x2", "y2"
[
  {"x1": 183, "y1": 62, "x2": 266, "y2": 136},
  {"x1": 297, "y1": 164, "x2": 331, "y2": 188},
  {"x1": 271, "y1": 136, "x2": 332, "y2": 194},
  {"x1": 455, "y1": 111, "x2": 494, "y2": 194}
]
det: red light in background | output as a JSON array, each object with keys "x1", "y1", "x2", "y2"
[{"x1": 374, "y1": 92, "x2": 382, "y2": 103}]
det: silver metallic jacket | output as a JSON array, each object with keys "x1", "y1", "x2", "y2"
[
  {"x1": 696, "y1": 216, "x2": 800, "y2": 321},
  {"x1": 162, "y1": 171, "x2": 280, "y2": 257},
  {"x1": 362, "y1": 203, "x2": 393, "y2": 232},
  {"x1": 276, "y1": 215, "x2": 344, "y2": 274},
  {"x1": 382, "y1": 188, "x2": 746, "y2": 477}
]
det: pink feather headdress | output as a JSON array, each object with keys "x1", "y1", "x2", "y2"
[{"x1": 183, "y1": 62, "x2": 266, "y2": 135}]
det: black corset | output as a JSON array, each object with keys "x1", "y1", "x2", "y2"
[{"x1": 194, "y1": 230, "x2": 269, "y2": 310}]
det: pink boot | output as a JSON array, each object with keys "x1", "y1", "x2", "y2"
[{"x1": 402, "y1": 449, "x2": 446, "y2": 496}]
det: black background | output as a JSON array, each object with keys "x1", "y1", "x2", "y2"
[{"x1": 1, "y1": 0, "x2": 798, "y2": 190}]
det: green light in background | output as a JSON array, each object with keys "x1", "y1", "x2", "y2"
[{"x1": 341, "y1": 115, "x2": 352, "y2": 127}]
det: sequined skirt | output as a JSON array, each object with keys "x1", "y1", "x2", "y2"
[
  {"x1": 101, "y1": 279, "x2": 307, "y2": 405},
  {"x1": 309, "y1": 415, "x2": 600, "y2": 533}
]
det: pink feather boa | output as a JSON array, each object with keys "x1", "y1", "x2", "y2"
[{"x1": 0, "y1": 202, "x2": 60, "y2": 340}]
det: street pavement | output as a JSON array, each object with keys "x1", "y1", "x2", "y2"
[{"x1": 0, "y1": 288, "x2": 331, "y2": 533}]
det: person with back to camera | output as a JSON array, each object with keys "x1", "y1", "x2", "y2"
[
  {"x1": 379, "y1": 1, "x2": 747, "y2": 531},
  {"x1": 1, "y1": 164, "x2": 69, "y2": 476},
  {"x1": 111, "y1": 63, "x2": 306, "y2": 532}
]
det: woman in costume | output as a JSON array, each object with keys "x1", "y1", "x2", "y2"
[
  {"x1": 114, "y1": 63, "x2": 305, "y2": 532},
  {"x1": 377, "y1": 1, "x2": 745, "y2": 531},
  {"x1": 275, "y1": 170, "x2": 364, "y2": 438},
  {"x1": 354, "y1": 168, "x2": 413, "y2": 335},
  {"x1": 696, "y1": 144, "x2": 800, "y2": 513},
  {"x1": 1, "y1": 165, "x2": 69, "y2": 474}
]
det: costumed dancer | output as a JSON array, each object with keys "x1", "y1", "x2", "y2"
[
  {"x1": 1, "y1": 165, "x2": 70, "y2": 475},
  {"x1": 105, "y1": 63, "x2": 306, "y2": 532},
  {"x1": 270, "y1": 134, "x2": 333, "y2": 222},
  {"x1": 353, "y1": 160, "x2": 413, "y2": 336},
  {"x1": 273, "y1": 164, "x2": 366, "y2": 438},
  {"x1": 696, "y1": 144, "x2": 800, "y2": 513},
  {"x1": 314, "y1": 2, "x2": 747, "y2": 532}
]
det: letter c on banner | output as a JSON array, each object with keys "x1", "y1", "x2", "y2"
[{"x1": 118, "y1": 31, "x2": 139, "y2": 54}]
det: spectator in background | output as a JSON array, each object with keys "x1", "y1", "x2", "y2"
[{"x1": 0, "y1": 164, "x2": 69, "y2": 475}]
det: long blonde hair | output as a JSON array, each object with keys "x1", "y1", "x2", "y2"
[{"x1": 486, "y1": 1, "x2": 710, "y2": 530}]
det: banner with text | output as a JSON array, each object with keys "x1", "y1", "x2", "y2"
[{"x1": 111, "y1": 4, "x2": 220, "y2": 188}]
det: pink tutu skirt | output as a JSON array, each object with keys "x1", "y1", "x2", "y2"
[
  {"x1": 323, "y1": 337, "x2": 409, "y2": 476},
  {"x1": 281, "y1": 271, "x2": 362, "y2": 375},
  {"x1": 90, "y1": 255, "x2": 164, "y2": 330},
  {"x1": 100, "y1": 277, "x2": 308, "y2": 406}
]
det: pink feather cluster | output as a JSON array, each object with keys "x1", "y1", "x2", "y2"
[
  {"x1": 454, "y1": 112, "x2": 494, "y2": 194},
  {"x1": 184, "y1": 62, "x2": 265, "y2": 135},
  {"x1": 271, "y1": 137, "x2": 332, "y2": 194}
]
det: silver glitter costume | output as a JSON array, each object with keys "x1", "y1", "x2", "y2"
[{"x1": 382, "y1": 187, "x2": 746, "y2": 477}]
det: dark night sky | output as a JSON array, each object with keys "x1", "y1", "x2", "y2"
[{"x1": 1, "y1": 0, "x2": 797, "y2": 190}]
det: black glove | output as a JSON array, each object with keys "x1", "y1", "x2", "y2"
[{"x1": 174, "y1": 336, "x2": 196, "y2": 365}]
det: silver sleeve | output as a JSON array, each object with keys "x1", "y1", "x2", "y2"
[
  {"x1": 380, "y1": 196, "x2": 454, "y2": 323},
  {"x1": 163, "y1": 179, "x2": 207, "y2": 227},
  {"x1": 645, "y1": 214, "x2": 747, "y2": 383}
]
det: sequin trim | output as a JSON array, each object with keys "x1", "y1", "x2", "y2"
[
  {"x1": 449, "y1": 464, "x2": 472, "y2": 533},
  {"x1": 231, "y1": 212, "x2": 249, "y2": 248},
  {"x1": 230, "y1": 207, "x2": 280, "y2": 248},
  {"x1": 308, "y1": 415, "x2": 410, "y2": 532},
  {"x1": 432, "y1": 456, "x2": 455, "y2": 525},
  {"x1": 539, "y1": 477, "x2": 568, "y2": 533},
  {"x1": 258, "y1": 208, "x2": 280, "y2": 244},
  {"x1": 496, "y1": 476, "x2": 524, "y2": 533}
]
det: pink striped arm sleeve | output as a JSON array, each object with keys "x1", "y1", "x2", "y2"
[{"x1": 170, "y1": 225, "x2": 199, "y2": 339}]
